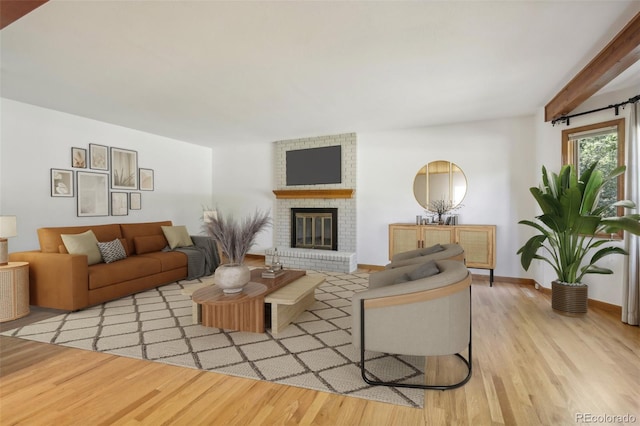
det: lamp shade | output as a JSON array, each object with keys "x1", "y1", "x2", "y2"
[{"x1": 0, "y1": 216, "x2": 17, "y2": 238}]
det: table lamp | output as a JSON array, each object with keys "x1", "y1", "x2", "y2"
[{"x1": 0, "y1": 216, "x2": 17, "y2": 266}]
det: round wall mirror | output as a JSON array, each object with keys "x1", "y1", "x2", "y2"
[{"x1": 413, "y1": 161, "x2": 467, "y2": 210}]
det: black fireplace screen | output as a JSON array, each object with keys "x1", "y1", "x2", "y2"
[{"x1": 291, "y1": 208, "x2": 338, "y2": 251}]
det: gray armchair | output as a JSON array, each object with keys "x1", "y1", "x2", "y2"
[
  {"x1": 385, "y1": 243, "x2": 465, "y2": 269},
  {"x1": 352, "y1": 259, "x2": 472, "y2": 390}
]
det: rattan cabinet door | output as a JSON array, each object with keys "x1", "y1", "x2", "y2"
[
  {"x1": 455, "y1": 226, "x2": 496, "y2": 269},
  {"x1": 388, "y1": 225, "x2": 420, "y2": 259},
  {"x1": 421, "y1": 226, "x2": 455, "y2": 247}
]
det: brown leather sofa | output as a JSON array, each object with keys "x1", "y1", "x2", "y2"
[{"x1": 9, "y1": 221, "x2": 188, "y2": 311}]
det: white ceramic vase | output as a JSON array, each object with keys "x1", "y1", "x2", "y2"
[{"x1": 214, "y1": 263, "x2": 251, "y2": 294}]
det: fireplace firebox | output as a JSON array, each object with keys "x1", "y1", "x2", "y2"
[{"x1": 291, "y1": 208, "x2": 338, "y2": 251}]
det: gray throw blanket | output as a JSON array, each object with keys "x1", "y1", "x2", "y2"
[{"x1": 172, "y1": 236, "x2": 220, "y2": 280}]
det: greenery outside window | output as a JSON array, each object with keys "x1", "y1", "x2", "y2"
[{"x1": 561, "y1": 118, "x2": 625, "y2": 239}]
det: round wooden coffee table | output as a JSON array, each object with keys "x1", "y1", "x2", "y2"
[{"x1": 192, "y1": 282, "x2": 267, "y2": 332}]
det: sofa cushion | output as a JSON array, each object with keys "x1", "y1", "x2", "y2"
[
  {"x1": 88, "y1": 256, "x2": 162, "y2": 290},
  {"x1": 97, "y1": 239, "x2": 128, "y2": 264},
  {"x1": 60, "y1": 238, "x2": 130, "y2": 256},
  {"x1": 134, "y1": 235, "x2": 168, "y2": 255},
  {"x1": 138, "y1": 251, "x2": 187, "y2": 272},
  {"x1": 61, "y1": 230, "x2": 103, "y2": 265},
  {"x1": 161, "y1": 225, "x2": 194, "y2": 249},
  {"x1": 393, "y1": 274, "x2": 411, "y2": 284},
  {"x1": 39, "y1": 224, "x2": 122, "y2": 254},
  {"x1": 407, "y1": 260, "x2": 440, "y2": 281},
  {"x1": 120, "y1": 221, "x2": 172, "y2": 255}
]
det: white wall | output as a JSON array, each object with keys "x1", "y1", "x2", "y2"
[
  {"x1": 0, "y1": 99, "x2": 214, "y2": 252},
  {"x1": 211, "y1": 141, "x2": 274, "y2": 254},
  {"x1": 357, "y1": 116, "x2": 537, "y2": 279},
  {"x1": 531, "y1": 86, "x2": 638, "y2": 306}
]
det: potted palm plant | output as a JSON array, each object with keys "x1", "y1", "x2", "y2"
[
  {"x1": 203, "y1": 209, "x2": 271, "y2": 294},
  {"x1": 517, "y1": 162, "x2": 640, "y2": 314}
]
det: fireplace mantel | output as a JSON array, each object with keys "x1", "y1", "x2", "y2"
[{"x1": 273, "y1": 189, "x2": 354, "y2": 199}]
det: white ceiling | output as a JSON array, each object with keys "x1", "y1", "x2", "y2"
[{"x1": 1, "y1": 1, "x2": 639, "y2": 147}]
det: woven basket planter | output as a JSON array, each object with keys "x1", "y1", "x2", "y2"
[{"x1": 551, "y1": 280, "x2": 588, "y2": 314}]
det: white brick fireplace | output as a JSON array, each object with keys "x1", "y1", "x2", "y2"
[{"x1": 267, "y1": 133, "x2": 357, "y2": 273}]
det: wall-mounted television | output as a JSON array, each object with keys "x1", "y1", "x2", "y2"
[{"x1": 286, "y1": 145, "x2": 342, "y2": 186}]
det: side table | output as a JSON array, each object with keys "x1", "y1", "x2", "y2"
[
  {"x1": 0, "y1": 261, "x2": 30, "y2": 322},
  {"x1": 192, "y1": 282, "x2": 268, "y2": 332}
]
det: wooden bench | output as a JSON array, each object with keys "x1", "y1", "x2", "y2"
[
  {"x1": 265, "y1": 274, "x2": 325, "y2": 334},
  {"x1": 182, "y1": 283, "x2": 211, "y2": 324}
]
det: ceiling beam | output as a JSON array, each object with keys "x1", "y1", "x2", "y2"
[
  {"x1": 0, "y1": 1, "x2": 48, "y2": 30},
  {"x1": 545, "y1": 11, "x2": 640, "y2": 122}
]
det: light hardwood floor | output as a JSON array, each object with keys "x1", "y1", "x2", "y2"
[{"x1": 1, "y1": 264, "x2": 638, "y2": 425}]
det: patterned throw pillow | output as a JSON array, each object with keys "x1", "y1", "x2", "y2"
[{"x1": 97, "y1": 239, "x2": 128, "y2": 264}]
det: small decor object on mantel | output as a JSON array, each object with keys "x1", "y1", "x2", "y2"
[
  {"x1": 204, "y1": 209, "x2": 271, "y2": 294},
  {"x1": 517, "y1": 162, "x2": 640, "y2": 314}
]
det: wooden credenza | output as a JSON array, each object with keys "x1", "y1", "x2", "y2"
[{"x1": 389, "y1": 223, "x2": 496, "y2": 285}]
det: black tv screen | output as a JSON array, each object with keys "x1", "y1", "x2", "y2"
[{"x1": 286, "y1": 145, "x2": 342, "y2": 185}]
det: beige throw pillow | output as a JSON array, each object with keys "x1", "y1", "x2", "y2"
[
  {"x1": 61, "y1": 230, "x2": 103, "y2": 265},
  {"x1": 161, "y1": 225, "x2": 194, "y2": 249}
]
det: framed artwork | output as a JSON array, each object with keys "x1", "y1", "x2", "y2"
[
  {"x1": 72, "y1": 147, "x2": 87, "y2": 168},
  {"x1": 129, "y1": 192, "x2": 142, "y2": 210},
  {"x1": 111, "y1": 192, "x2": 128, "y2": 216},
  {"x1": 139, "y1": 168, "x2": 154, "y2": 191},
  {"x1": 77, "y1": 171, "x2": 109, "y2": 217},
  {"x1": 111, "y1": 147, "x2": 138, "y2": 190},
  {"x1": 50, "y1": 168, "x2": 74, "y2": 197},
  {"x1": 89, "y1": 144, "x2": 109, "y2": 170}
]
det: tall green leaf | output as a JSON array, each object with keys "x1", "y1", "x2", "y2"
[{"x1": 517, "y1": 162, "x2": 640, "y2": 285}]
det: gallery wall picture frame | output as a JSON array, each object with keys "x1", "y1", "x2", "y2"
[
  {"x1": 72, "y1": 147, "x2": 87, "y2": 168},
  {"x1": 50, "y1": 168, "x2": 74, "y2": 197},
  {"x1": 129, "y1": 192, "x2": 142, "y2": 210},
  {"x1": 111, "y1": 192, "x2": 129, "y2": 216},
  {"x1": 77, "y1": 171, "x2": 109, "y2": 217},
  {"x1": 111, "y1": 147, "x2": 138, "y2": 190},
  {"x1": 139, "y1": 168, "x2": 154, "y2": 191},
  {"x1": 89, "y1": 143, "x2": 109, "y2": 170}
]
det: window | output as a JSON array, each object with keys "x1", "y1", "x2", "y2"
[{"x1": 561, "y1": 118, "x2": 625, "y2": 238}]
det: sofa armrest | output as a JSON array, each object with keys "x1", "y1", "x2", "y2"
[{"x1": 9, "y1": 250, "x2": 89, "y2": 310}]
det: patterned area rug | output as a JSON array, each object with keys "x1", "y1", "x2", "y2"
[{"x1": 2, "y1": 270, "x2": 425, "y2": 408}]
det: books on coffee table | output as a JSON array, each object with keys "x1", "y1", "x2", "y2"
[{"x1": 261, "y1": 268, "x2": 286, "y2": 279}]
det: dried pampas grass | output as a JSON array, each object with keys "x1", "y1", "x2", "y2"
[{"x1": 204, "y1": 209, "x2": 271, "y2": 264}]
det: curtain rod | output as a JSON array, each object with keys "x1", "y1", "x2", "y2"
[{"x1": 551, "y1": 94, "x2": 640, "y2": 126}]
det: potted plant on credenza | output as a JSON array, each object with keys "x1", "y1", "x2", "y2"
[{"x1": 517, "y1": 162, "x2": 640, "y2": 314}]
